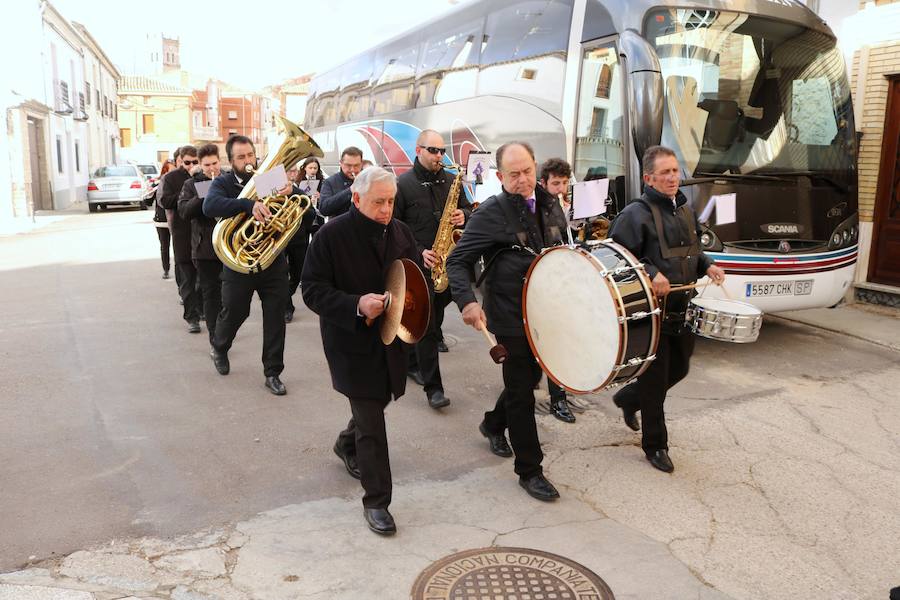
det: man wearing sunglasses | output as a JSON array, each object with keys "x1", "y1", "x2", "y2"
[
  {"x1": 160, "y1": 144, "x2": 203, "y2": 333},
  {"x1": 394, "y1": 130, "x2": 473, "y2": 410}
]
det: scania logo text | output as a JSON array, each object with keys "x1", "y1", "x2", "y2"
[{"x1": 762, "y1": 223, "x2": 803, "y2": 235}]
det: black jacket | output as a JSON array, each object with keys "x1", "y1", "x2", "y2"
[
  {"x1": 287, "y1": 182, "x2": 324, "y2": 248},
  {"x1": 301, "y1": 205, "x2": 420, "y2": 400},
  {"x1": 609, "y1": 186, "x2": 714, "y2": 284},
  {"x1": 394, "y1": 158, "x2": 472, "y2": 254},
  {"x1": 160, "y1": 168, "x2": 193, "y2": 262},
  {"x1": 318, "y1": 170, "x2": 353, "y2": 217},
  {"x1": 447, "y1": 187, "x2": 568, "y2": 337},
  {"x1": 177, "y1": 172, "x2": 217, "y2": 261}
]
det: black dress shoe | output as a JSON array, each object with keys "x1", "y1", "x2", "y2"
[
  {"x1": 646, "y1": 449, "x2": 674, "y2": 473},
  {"x1": 550, "y1": 399, "x2": 576, "y2": 423},
  {"x1": 407, "y1": 370, "x2": 425, "y2": 386},
  {"x1": 478, "y1": 422, "x2": 512, "y2": 457},
  {"x1": 265, "y1": 375, "x2": 287, "y2": 396},
  {"x1": 187, "y1": 319, "x2": 201, "y2": 334},
  {"x1": 519, "y1": 474, "x2": 560, "y2": 501},
  {"x1": 162, "y1": 270, "x2": 170, "y2": 280},
  {"x1": 427, "y1": 390, "x2": 450, "y2": 409},
  {"x1": 363, "y1": 507, "x2": 396, "y2": 535},
  {"x1": 284, "y1": 310, "x2": 294, "y2": 323},
  {"x1": 210, "y1": 348, "x2": 229, "y2": 375},
  {"x1": 437, "y1": 339, "x2": 449, "y2": 353},
  {"x1": 621, "y1": 406, "x2": 640, "y2": 431},
  {"x1": 333, "y1": 442, "x2": 361, "y2": 479}
]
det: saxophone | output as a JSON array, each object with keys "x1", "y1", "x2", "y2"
[{"x1": 430, "y1": 166, "x2": 465, "y2": 293}]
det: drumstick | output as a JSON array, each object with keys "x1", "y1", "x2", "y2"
[
  {"x1": 668, "y1": 282, "x2": 714, "y2": 293},
  {"x1": 479, "y1": 322, "x2": 508, "y2": 364}
]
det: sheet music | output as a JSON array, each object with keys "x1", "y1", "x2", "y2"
[
  {"x1": 194, "y1": 180, "x2": 212, "y2": 199},
  {"x1": 572, "y1": 178, "x2": 609, "y2": 219}
]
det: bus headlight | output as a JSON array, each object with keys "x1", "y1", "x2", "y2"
[
  {"x1": 827, "y1": 214, "x2": 859, "y2": 250},
  {"x1": 699, "y1": 226, "x2": 723, "y2": 251}
]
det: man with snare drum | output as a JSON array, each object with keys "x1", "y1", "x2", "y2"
[{"x1": 609, "y1": 145, "x2": 725, "y2": 473}]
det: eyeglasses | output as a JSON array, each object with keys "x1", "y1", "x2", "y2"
[
  {"x1": 183, "y1": 159, "x2": 199, "y2": 165},
  {"x1": 419, "y1": 145, "x2": 446, "y2": 155}
]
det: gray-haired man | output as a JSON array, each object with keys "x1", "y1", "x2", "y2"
[{"x1": 301, "y1": 167, "x2": 421, "y2": 536}]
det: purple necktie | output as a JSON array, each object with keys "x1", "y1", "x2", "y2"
[{"x1": 526, "y1": 197, "x2": 536, "y2": 214}]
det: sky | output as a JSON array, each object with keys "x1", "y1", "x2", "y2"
[{"x1": 48, "y1": 0, "x2": 468, "y2": 90}]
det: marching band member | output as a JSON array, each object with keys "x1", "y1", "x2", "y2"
[
  {"x1": 447, "y1": 142, "x2": 568, "y2": 502},
  {"x1": 318, "y1": 146, "x2": 363, "y2": 217},
  {"x1": 394, "y1": 129, "x2": 473, "y2": 409},
  {"x1": 537, "y1": 157, "x2": 577, "y2": 424},
  {"x1": 177, "y1": 144, "x2": 223, "y2": 346},
  {"x1": 301, "y1": 166, "x2": 420, "y2": 536},
  {"x1": 609, "y1": 145, "x2": 725, "y2": 473},
  {"x1": 160, "y1": 145, "x2": 202, "y2": 333},
  {"x1": 203, "y1": 135, "x2": 293, "y2": 396}
]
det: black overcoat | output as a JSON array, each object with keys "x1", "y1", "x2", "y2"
[{"x1": 301, "y1": 204, "x2": 420, "y2": 400}]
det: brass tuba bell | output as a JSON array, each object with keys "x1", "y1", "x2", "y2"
[{"x1": 212, "y1": 116, "x2": 324, "y2": 274}]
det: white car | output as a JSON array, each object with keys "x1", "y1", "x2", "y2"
[{"x1": 87, "y1": 165, "x2": 149, "y2": 212}]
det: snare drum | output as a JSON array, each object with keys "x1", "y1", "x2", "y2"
[
  {"x1": 685, "y1": 297, "x2": 762, "y2": 343},
  {"x1": 522, "y1": 242, "x2": 660, "y2": 394}
]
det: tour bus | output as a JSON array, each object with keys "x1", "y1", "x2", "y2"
[{"x1": 303, "y1": 0, "x2": 859, "y2": 312}]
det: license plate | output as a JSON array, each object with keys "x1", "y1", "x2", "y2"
[
  {"x1": 104, "y1": 184, "x2": 121, "y2": 190},
  {"x1": 746, "y1": 279, "x2": 814, "y2": 297}
]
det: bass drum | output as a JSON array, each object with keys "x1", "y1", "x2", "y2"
[{"x1": 522, "y1": 243, "x2": 660, "y2": 393}]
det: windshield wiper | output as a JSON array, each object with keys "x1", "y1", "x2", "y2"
[
  {"x1": 765, "y1": 171, "x2": 849, "y2": 193},
  {"x1": 692, "y1": 171, "x2": 791, "y2": 182}
]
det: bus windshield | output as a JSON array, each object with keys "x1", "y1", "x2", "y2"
[{"x1": 645, "y1": 9, "x2": 856, "y2": 179}]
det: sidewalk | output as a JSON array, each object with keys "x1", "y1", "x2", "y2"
[
  {"x1": 0, "y1": 204, "x2": 87, "y2": 237},
  {"x1": 772, "y1": 302, "x2": 900, "y2": 351},
  {"x1": 0, "y1": 464, "x2": 728, "y2": 600}
]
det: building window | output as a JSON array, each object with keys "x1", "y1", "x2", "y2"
[
  {"x1": 85, "y1": 82, "x2": 91, "y2": 105},
  {"x1": 143, "y1": 114, "x2": 155, "y2": 134},
  {"x1": 56, "y1": 136, "x2": 63, "y2": 173},
  {"x1": 228, "y1": 110, "x2": 238, "y2": 120},
  {"x1": 120, "y1": 128, "x2": 132, "y2": 148},
  {"x1": 74, "y1": 140, "x2": 80, "y2": 172},
  {"x1": 229, "y1": 129, "x2": 238, "y2": 135}
]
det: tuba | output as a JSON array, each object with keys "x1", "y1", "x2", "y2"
[{"x1": 212, "y1": 116, "x2": 324, "y2": 274}]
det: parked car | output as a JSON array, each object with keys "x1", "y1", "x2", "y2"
[
  {"x1": 136, "y1": 163, "x2": 160, "y2": 187},
  {"x1": 87, "y1": 165, "x2": 149, "y2": 212}
]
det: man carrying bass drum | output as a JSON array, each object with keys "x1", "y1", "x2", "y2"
[
  {"x1": 447, "y1": 141, "x2": 569, "y2": 503},
  {"x1": 609, "y1": 145, "x2": 725, "y2": 474}
]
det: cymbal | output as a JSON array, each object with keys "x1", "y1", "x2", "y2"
[
  {"x1": 381, "y1": 260, "x2": 406, "y2": 344},
  {"x1": 397, "y1": 258, "x2": 430, "y2": 344}
]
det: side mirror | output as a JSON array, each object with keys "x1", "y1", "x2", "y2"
[{"x1": 619, "y1": 29, "x2": 664, "y2": 161}]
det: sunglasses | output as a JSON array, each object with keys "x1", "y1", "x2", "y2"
[
  {"x1": 183, "y1": 159, "x2": 199, "y2": 165},
  {"x1": 419, "y1": 145, "x2": 447, "y2": 155}
]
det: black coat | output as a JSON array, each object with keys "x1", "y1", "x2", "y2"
[
  {"x1": 609, "y1": 186, "x2": 714, "y2": 284},
  {"x1": 160, "y1": 168, "x2": 193, "y2": 262},
  {"x1": 394, "y1": 158, "x2": 472, "y2": 253},
  {"x1": 301, "y1": 205, "x2": 419, "y2": 400},
  {"x1": 176, "y1": 172, "x2": 217, "y2": 261},
  {"x1": 318, "y1": 170, "x2": 353, "y2": 217},
  {"x1": 447, "y1": 186, "x2": 568, "y2": 337},
  {"x1": 287, "y1": 182, "x2": 324, "y2": 248}
]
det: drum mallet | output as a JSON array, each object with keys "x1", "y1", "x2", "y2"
[{"x1": 479, "y1": 323, "x2": 508, "y2": 364}]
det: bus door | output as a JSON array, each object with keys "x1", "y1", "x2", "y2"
[{"x1": 572, "y1": 37, "x2": 629, "y2": 215}]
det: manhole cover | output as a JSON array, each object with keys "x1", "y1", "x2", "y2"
[{"x1": 411, "y1": 547, "x2": 614, "y2": 600}]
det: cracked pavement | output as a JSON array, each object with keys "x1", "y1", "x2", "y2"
[{"x1": 2, "y1": 209, "x2": 899, "y2": 599}]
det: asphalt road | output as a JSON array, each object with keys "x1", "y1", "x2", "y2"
[{"x1": 1, "y1": 207, "x2": 896, "y2": 573}]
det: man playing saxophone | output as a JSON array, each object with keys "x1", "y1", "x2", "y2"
[
  {"x1": 203, "y1": 135, "x2": 293, "y2": 396},
  {"x1": 394, "y1": 130, "x2": 473, "y2": 410}
]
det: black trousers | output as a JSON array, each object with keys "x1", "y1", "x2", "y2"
[
  {"x1": 483, "y1": 335, "x2": 544, "y2": 478},
  {"x1": 336, "y1": 396, "x2": 393, "y2": 509},
  {"x1": 548, "y1": 379, "x2": 566, "y2": 403},
  {"x1": 613, "y1": 332, "x2": 696, "y2": 454},
  {"x1": 414, "y1": 287, "x2": 452, "y2": 396},
  {"x1": 195, "y1": 259, "x2": 223, "y2": 345},
  {"x1": 175, "y1": 260, "x2": 202, "y2": 322},
  {"x1": 155, "y1": 227, "x2": 171, "y2": 272},
  {"x1": 213, "y1": 258, "x2": 288, "y2": 377},
  {"x1": 284, "y1": 239, "x2": 309, "y2": 313}
]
